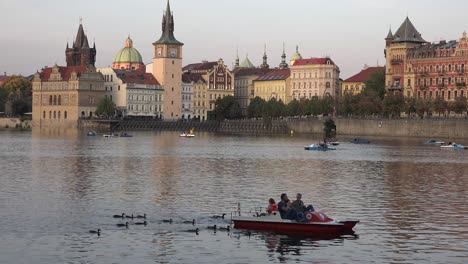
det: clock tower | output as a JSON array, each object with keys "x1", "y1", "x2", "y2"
[{"x1": 153, "y1": 0, "x2": 184, "y2": 120}]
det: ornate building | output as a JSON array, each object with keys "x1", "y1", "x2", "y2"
[
  {"x1": 232, "y1": 67, "x2": 272, "y2": 116},
  {"x1": 385, "y1": 17, "x2": 468, "y2": 101},
  {"x1": 152, "y1": 0, "x2": 184, "y2": 120},
  {"x1": 65, "y1": 21, "x2": 96, "y2": 67},
  {"x1": 290, "y1": 56, "x2": 341, "y2": 100},
  {"x1": 112, "y1": 36, "x2": 144, "y2": 70},
  {"x1": 342, "y1": 66, "x2": 385, "y2": 95},
  {"x1": 32, "y1": 64, "x2": 105, "y2": 128},
  {"x1": 181, "y1": 73, "x2": 194, "y2": 120}
]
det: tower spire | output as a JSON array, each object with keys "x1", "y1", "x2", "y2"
[
  {"x1": 279, "y1": 42, "x2": 288, "y2": 69},
  {"x1": 260, "y1": 44, "x2": 269, "y2": 69},
  {"x1": 153, "y1": 0, "x2": 183, "y2": 45},
  {"x1": 235, "y1": 47, "x2": 240, "y2": 67}
]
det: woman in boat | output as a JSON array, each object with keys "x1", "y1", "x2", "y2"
[{"x1": 266, "y1": 198, "x2": 278, "y2": 214}]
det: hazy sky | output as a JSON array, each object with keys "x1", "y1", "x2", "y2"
[{"x1": 1, "y1": 0, "x2": 468, "y2": 78}]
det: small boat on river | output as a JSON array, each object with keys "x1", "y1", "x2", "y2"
[
  {"x1": 87, "y1": 131, "x2": 97, "y2": 136},
  {"x1": 424, "y1": 139, "x2": 445, "y2": 145},
  {"x1": 440, "y1": 143, "x2": 467, "y2": 150},
  {"x1": 351, "y1": 138, "x2": 370, "y2": 144},
  {"x1": 119, "y1": 132, "x2": 133, "y2": 138},
  {"x1": 304, "y1": 144, "x2": 336, "y2": 151},
  {"x1": 232, "y1": 211, "x2": 358, "y2": 235},
  {"x1": 179, "y1": 133, "x2": 195, "y2": 138},
  {"x1": 328, "y1": 141, "x2": 340, "y2": 146}
]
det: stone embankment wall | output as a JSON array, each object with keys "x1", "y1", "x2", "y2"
[
  {"x1": 0, "y1": 118, "x2": 31, "y2": 129},
  {"x1": 77, "y1": 118, "x2": 468, "y2": 139}
]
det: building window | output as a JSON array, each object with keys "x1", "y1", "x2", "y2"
[
  {"x1": 172, "y1": 100, "x2": 173, "y2": 105},
  {"x1": 58, "y1": 111, "x2": 61, "y2": 119},
  {"x1": 111, "y1": 75, "x2": 113, "y2": 82},
  {"x1": 64, "y1": 111, "x2": 67, "y2": 119},
  {"x1": 118, "y1": 85, "x2": 120, "y2": 91},
  {"x1": 43, "y1": 111, "x2": 45, "y2": 119},
  {"x1": 54, "y1": 111, "x2": 56, "y2": 119},
  {"x1": 49, "y1": 95, "x2": 52, "y2": 105},
  {"x1": 49, "y1": 111, "x2": 51, "y2": 119}
]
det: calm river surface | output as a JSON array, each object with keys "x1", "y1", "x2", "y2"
[{"x1": 0, "y1": 130, "x2": 467, "y2": 264}]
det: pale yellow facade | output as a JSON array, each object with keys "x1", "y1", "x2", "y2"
[
  {"x1": 253, "y1": 78, "x2": 291, "y2": 104},
  {"x1": 341, "y1": 81, "x2": 364, "y2": 95},
  {"x1": 192, "y1": 78, "x2": 208, "y2": 121},
  {"x1": 290, "y1": 60, "x2": 340, "y2": 100}
]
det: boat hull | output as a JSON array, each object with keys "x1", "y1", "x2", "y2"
[{"x1": 232, "y1": 219, "x2": 345, "y2": 235}]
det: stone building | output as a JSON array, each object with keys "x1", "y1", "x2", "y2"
[
  {"x1": 32, "y1": 64, "x2": 105, "y2": 128},
  {"x1": 290, "y1": 52, "x2": 341, "y2": 100},
  {"x1": 181, "y1": 74, "x2": 194, "y2": 120},
  {"x1": 253, "y1": 69, "x2": 291, "y2": 104},
  {"x1": 65, "y1": 21, "x2": 96, "y2": 67},
  {"x1": 342, "y1": 66, "x2": 385, "y2": 95},
  {"x1": 385, "y1": 17, "x2": 468, "y2": 101},
  {"x1": 232, "y1": 67, "x2": 272, "y2": 116},
  {"x1": 152, "y1": 0, "x2": 184, "y2": 120},
  {"x1": 112, "y1": 36, "x2": 144, "y2": 70}
]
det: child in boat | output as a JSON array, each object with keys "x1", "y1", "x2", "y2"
[{"x1": 266, "y1": 198, "x2": 278, "y2": 214}]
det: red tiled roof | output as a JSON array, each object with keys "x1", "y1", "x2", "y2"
[
  {"x1": 40, "y1": 66, "x2": 88, "y2": 81},
  {"x1": 182, "y1": 73, "x2": 206, "y2": 84},
  {"x1": 292, "y1": 58, "x2": 335, "y2": 66},
  {"x1": 232, "y1": 67, "x2": 273, "y2": 77},
  {"x1": 183, "y1": 61, "x2": 218, "y2": 72},
  {"x1": 114, "y1": 68, "x2": 160, "y2": 85},
  {"x1": 344, "y1": 67, "x2": 385, "y2": 82},
  {"x1": 255, "y1": 69, "x2": 290, "y2": 81}
]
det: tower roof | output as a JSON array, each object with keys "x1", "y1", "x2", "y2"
[
  {"x1": 153, "y1": 0, "x2": 183, "y2": 46},
  {"x1": 386, "y1": 28, "x2": 394, "y2": 39},
  {"x1": 73, "y1": 22, "x2": 90, "y2": 49},
  {"x1": 114, "y1": 37, "x2": 143, "y2": 64},
  {"x1": 392, "y1": 17, "x2": 426, "y2": 43},
  {"x1": 240, "y1": 55, "x2": 255, "y2": 68}
]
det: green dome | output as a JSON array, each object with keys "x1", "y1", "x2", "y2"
[
  {"x1": 291, "y1": 45, "x2": 302, "y2": 61},
  {"x1": 240, "y1": 55, "x2": 255, "y2": 68},
  {"x1": 114, "y1": 37, "x2": 143, "y2": 64}
]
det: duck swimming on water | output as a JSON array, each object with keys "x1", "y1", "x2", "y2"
[
  {"x1": 182, "y1": 219, "x2": 196, "y2": 225},
  {"x1": 89, "y1": 229, "x2": 101, "y2": 236},
  {"x1": 136, "y1": 214, "x2": 146, "y2": 219},
  {"x1": 218, "y1": 225, "x2": 231, "y2": 232},
  {"x1": 212, "y1": 213, "x2": 226, "y2": 219},
  {"x1": 113, "y1": 213, "x2": 125, "y2": 218},
  {"x1": 134, "y1": 221, "x2": 147, "y2": 226},
  {"x1": 126, "y1": 214, "x2": 134, "y2": 219},
  {"x1": 116, "y1": 222, "x2": 129, "y2": 228},
  {"x1": 207, "y1": 225, "x2": 217, "y2": 231},
  {"x1": 162, "y1": 219, "x2": 173, "y2": 223}
]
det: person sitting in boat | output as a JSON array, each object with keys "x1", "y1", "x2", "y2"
[
  {"x1": 278, "y1": 193, "x2": 299, "y2": 220},
  {"x1": 291, "y1": 193, "x2": 315, "y2": 213},
  {"x1": 266, "y1": 198, "x2": 278, "y2": 214}
]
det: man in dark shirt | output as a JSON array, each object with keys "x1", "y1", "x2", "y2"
[
  {"x1": 291, "y1": 193, "x2": 315, "y2": 213},
  {"x1": 277, "y1": 193, "x2": 298, "y2": 220}
]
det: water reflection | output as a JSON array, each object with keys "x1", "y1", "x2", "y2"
[{"x1": 1, "y1": 130, "x2": 467, "y2": 264}]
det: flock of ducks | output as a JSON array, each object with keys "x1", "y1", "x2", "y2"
[{"x1": 89, "y1": 213, "x2": 229, "y2": 236}]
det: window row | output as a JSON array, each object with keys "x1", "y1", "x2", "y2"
[
  {"x1": 128, "y1": 94, "x2": 162, "y2": 101},
  {"x1": 417, "y1": 89, "x2": 465, "y2": 100},
  {"x1": 128, "y1": 104, "x2": 162, "y2": 112},
  {"x1": 43, "y1": 110, "x2": 67, "y2": 120}
]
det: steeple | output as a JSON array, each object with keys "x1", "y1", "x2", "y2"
[
  {"x1": 279, "y1": 43, "x2": 288, "y2": 69},
  {"x1": 235, "y1": 48, "x2": 240, "y2": 68},
  {"x1": 260, "y1": 44, "x2": 270, "y2": 69},
  {"x1": 66, "y1": 20, "x2": 96, "y2": 67},
  {"x1": 386, "y1": 27, "x2": 394, "y2": 40},
  {"x1": 392, "y1": 17, "x2": 425, "y2": 43},
  {"x1": 154, "y1": 0, "x2": 183, "y2": 45}
]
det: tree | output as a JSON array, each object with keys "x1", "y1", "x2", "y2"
[
  {"x1": 433, "y1": 96, "x2": 447, "y2": 116},
  {"x1": 286, "y1": 99, "x2": 299, "y2": 117},
  {"x1": 247, "y1": 96, "x2": 266, "y2": 118},
  {"x1": 213, "y1": 95, "x2": 242, "y2": 120},
  {"x1": 382, "y1": 92, "x2": 405, "y2": 117},
  {"x1": 95, "y1": 97, "x2": 116, "y2": 117},
  {"x1": 363, "y1": 71, "x2": 386, "y2": 100},
  {"x1": 0, "y1": 87, "x2": 7, "y2": 112},
  {"x1": 452, "y1": 96, "x2": 467, "y2": 116},
  {"x1": 1, "y1": 76, "x2": 32, "y2": 115},
  {"x1": 415, "y1": 99, "x2": 429, "y2": 118},
  {"x1": 405, "y1": 97, "x2": 417, "y2": 116}
]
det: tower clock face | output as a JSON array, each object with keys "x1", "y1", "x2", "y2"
[{"x1": 169, "y1": 48, "x2": 177, "y2": 58}]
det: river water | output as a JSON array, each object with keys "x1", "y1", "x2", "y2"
[{"x1": 0, "y1": 130, "x2": 467, "y2": 264}]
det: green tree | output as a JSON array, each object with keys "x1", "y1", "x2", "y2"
[
  {"x1": 382, "y1": 92, "x2": 405, "y2": 117},
  {"x1": 286, "y1": 99, "x2": 299, "y2": 117},
  {"x1": 247, "y1": 96, "x2": 266, "y2": 118},
  {"x1": 415, "y1": 99, "x2": 429, "y2": 118},
  {"x1": 363, "y1": 71, "x2": 386, "y2": 100},
  {"x1": 433, "y1": 96, "x2": 447, "y2": 116},
  {"x1": 0, "y1": 87, "x2": 7, "y2": 112},
  {"x1": 95, "y1": 97, "x2": 116, "y2": 117},
  {"x1": 405, "y1": 97, "x2": 417, "y2": 116},
  {"x1": 213, "y1": 95, "x2": 242, "y2": 120},
  {"x1": 452, "y1": 96, "x2": 467, "y2": 116},
  {"x1": 1, "y1": 76, "x2": 32, "y2": 115}
]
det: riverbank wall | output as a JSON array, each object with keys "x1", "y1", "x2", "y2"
[{"x1": 77, "y1": 118, "x2": 468, "y2": 139}]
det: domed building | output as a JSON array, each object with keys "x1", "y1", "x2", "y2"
[
  {"x1": 290, "y1": 45, "x2": 302, "y2": 62},
  {"x1": 112, "y1": 36, "x2": 144, "y2": 70}
]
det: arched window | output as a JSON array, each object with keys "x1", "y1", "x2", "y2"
[
  {"x1": 53, "y1": 111, "x2": 56, "y2": 119},
  {"x1": 58, "y1": 95, "x2": 61, "y2": 105},
  {"x1": 49, "y1": 111, "x2": 51, "y2": 119},
  {"x1": 43, "y1": 111, "x2": 45, "y2": 119},
  {"x1": 64, "y1": 111, "x2": 67, "y2": 119},
  {"x1": 58, "y1": 111, "x2": 61, "y2": 119},
  {"x1": 53, "y1": 95, "x2": 57, "y2": 105}
]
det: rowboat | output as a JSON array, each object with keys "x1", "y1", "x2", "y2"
[
  {"x1": 424, "y1": 139, "x2": 445, "y2": 145},
  {"x1": 304, "y1": 144, "x2": 336, "y2": 151},
  {"x1": 179, "y1": 133, "x2": 195, "y2": 138},
  {"x1": 441, "y1": 144, "x2": 467, "y2": 150}
]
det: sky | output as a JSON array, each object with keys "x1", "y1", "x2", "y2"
[{"x1": 1, "y1": 0, "x2": 468, "y2": 79}]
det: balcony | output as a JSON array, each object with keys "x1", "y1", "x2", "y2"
[
  {"x1": 387, "y1": 85, "x2": 403, "y2": 91},
  {"x1": 391, "y1": 59, "x2": 403, "y2": 65},
  {"x1": 456, "y1": 82, "x2": 466, "y2": 87}
]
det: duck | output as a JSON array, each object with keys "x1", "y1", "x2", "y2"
[
  {"x1": 183, "y1": 228, "x2": 200, "y2": 235},
  {"x1": 206, "y1": 224, "x2": 217, "y2": 231},
  {"x1": 218, "y1": 225, "x2": 231, "y2": 232},
  {"x1": 162, "y1": 219, "x2": 173, "y2": 223},
  {"x1": 116, "y1": 222, "x2": 129, "y2": 228},
  {"x1": 212, "y1": 213, "x2": 226, "y2": 219},
  {"x1": 136, "y1": 214, "x2": 146, "y2": 219},
  {"x1": 113, "y1": 213, "x2": 125, "y2": 218},
  {"x1": 89, "y1": 229, "x2": 101, "y2": 236},
  {"x1": 182, "y1": 219, "x2": 196, "y2": 225},
  {"x1": 134, "y1": 221, "x2": 147, "y2": 226},
  {"x1": 125, "y1": 214, "x2": 134, "y2": 219}
]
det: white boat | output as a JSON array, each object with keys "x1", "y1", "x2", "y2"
[
  {"x1": 441, "y1": 143, "x2": 467, "y2": 150},
  {"x1": 328, "y1": 142, "x2": 340, "y2": 146},
  {"x1": 103, "y1": 134, "x2": 114, "y2": 138},
  {"x1": 179, "y1": 133, "x2": 195, "y2": 138}
]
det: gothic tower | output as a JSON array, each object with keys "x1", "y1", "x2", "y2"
[
  {"x1": 279, "y1": 43, "x2": 288, "y2": 69},
  {"x1": 153, "y1": 0, "x2": 184, "y2": 120},
  {"x1": 66, "y1": 20, "x2": 96, "y2": 66},
  {"x1": 260, "y1": 44, "x2": 270, "y2": 69}
]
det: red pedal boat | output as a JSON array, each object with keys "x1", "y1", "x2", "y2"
[{"x1": 232, "y1": 211, "x2": 358, "y2": 235}]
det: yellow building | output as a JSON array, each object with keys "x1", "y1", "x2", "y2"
[
  {"x1": 342, "y1": 66, "x2": 385, "y2": 95},
  {"x1": 253, "y1": 69, "x2": 291, "y2": 103}
]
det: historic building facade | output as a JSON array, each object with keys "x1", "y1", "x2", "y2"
[
  {"x1": 65, "y1": 22, "x2": 96, "y2": 67},
  {"x1": 233, "y1": 68, "x2": 272, "y2": 115},
  {"x1": 253, "y1": 69, "x2": 291, "y2": 104},
  {"x1": 112, "y1": 36, "x2": 144, "y2": 70},
  {"x1": 290, "y1": 54, "x2": 341, "y2": 100},
  {"x1": 385, "y1": 17, "x2": 468, "y2": 101},
  {"x1": 152, "y1": 0, "x2": 184, "y2": 120},
  {"x1": 342, "y1": 66, "x2": 385, "y2": 95},
  {"x1": 98, "y1": 67, "x2": 163, "y2": 117},
  {"x1": 32, "y1": 64, "x2": 105, "y2": 127},
  {"x1": 181, "y1": 74, "x2": 194, "y2": 120}
]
